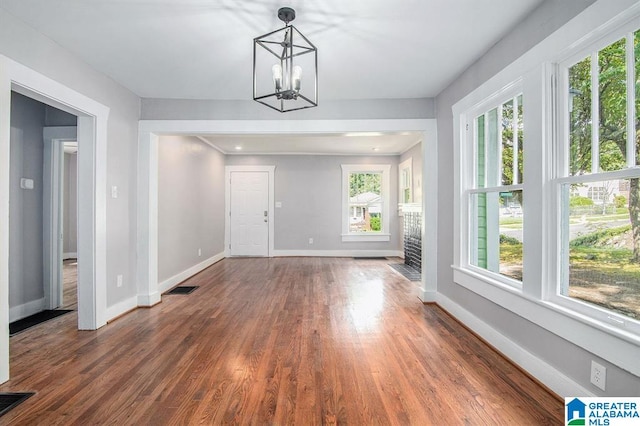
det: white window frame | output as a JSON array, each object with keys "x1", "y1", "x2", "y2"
[
  {"x1": 461, "y1": 82, "x2": 525, "y2": 289},
  {"x1": 548, "y1": 18, "x2": 640, "y2": 336},
  {"x1": 341, "y1": 164, "x2": 391, "y2": 242},
  {"x1": 399, "y1": 157, "x2": 413, "y2": 206},
  {"x1": 452, "y1": 0, "x2": 640, "y2": 377}
]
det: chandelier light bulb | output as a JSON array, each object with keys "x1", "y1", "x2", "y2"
[
  {"x1": 272, "y1": 64, "x2": 283, "y2": 91},
  {"x1": 292, "y1": 65, "x2": 302, "y2": 91}
]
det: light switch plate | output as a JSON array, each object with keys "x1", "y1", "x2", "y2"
[{"x1": 20, "y1": 178, "x2": 34, "y2": 190}]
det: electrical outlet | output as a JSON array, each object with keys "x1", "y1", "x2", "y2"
[
  {"x1": 308, "y1": 238, "x2": 313, "y2": 244},
  {"x1": 590, "y1": 360, "x2": 606, "y2": 391},
  {"x1": 116, "y1": 274, "x2": 123, "y2": 288},
  {"x1": 198, "y1": 248, "x2": 202, "y2": 257}
]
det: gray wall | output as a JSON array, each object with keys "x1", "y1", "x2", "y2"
[
  {"x1": 225, "y1": 154, "x2": 401, "y2": 252},
  {"x1": 141, "y1": 98, "x2": 436, "y2": 121},
  {"x1": 63, "y1": 153, "x2": 77, "y2": 256},
  {"x1": 436, "y1": 0, "x2": 639, "y2": 395},
  {"x1": 45, "y1": 106, "x2": 77, "y2": 127},
  {"x1": 9, "y1": 92, "x2": 45, "y2": 310},
  {"x1": 0, "y1": 8, "x2": 141, "y2": 309},
  {"x1": 157, "y1": 136, "x2": 226, "y2": 282}
]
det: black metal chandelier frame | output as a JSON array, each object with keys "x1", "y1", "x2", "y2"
[{"x1": 253, "y1": 7, "x2": 318, "y2": 113}]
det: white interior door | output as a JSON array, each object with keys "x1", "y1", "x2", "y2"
[{"x1": 229, "y1": 171, "x2": 269, "y2": 256}]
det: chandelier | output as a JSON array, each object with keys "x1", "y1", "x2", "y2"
[{"x1": 253, "y1": 7, "x2": 318, "y2": 112}]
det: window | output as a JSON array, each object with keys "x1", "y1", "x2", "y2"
[
  {"x1": 453, "y1": 2, "x2": 640, "y2": 377},
  {"x1": 341, "y1": 164, "x2": 391, "y2": 242},
  {"x1": 399, "y1": 158, "x2": 412, "y2": 204},
  {"x1": 468, "y1": 94, "x2": 524, "y2": 284},
  {"x1": 556, "y1": 26, "x2": 640, "y2": 327}
]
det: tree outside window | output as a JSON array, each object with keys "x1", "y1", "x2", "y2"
[{"x1": 560, "y1": 29, "x2": 640, "y2": 320}]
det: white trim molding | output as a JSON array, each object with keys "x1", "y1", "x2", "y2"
[
  {"x1": 9, "y1": 298, "x2": 45, "y2": 323},
  {"x1": 436, "y1": 293, "x2": 596, "y2": 398},
  {"x1": 158, "y1": 252, "x2": 225, "y2": 294},
  {"x1": 106, "y1": 296, "x2": 138, "y2": 322}
]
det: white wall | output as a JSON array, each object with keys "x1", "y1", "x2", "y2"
[
  {"x1": 157, "y1": 136, "x2": 225, "y2": 282},
  {"x1": 63, "y1": 152, "x2": 77, "y2": 256},
  {"x1": 9, "y1": 92, "x2": 45, "y2": 312},
  {"x1": 0, "y1": 8, "x2": 140, "y2": 311},
  {"x1": 225, "y1": 154, "x2": 402, "y2": 254},
  {"x1": 436, "y1": 0, "x2": 639, "y2": 395}
]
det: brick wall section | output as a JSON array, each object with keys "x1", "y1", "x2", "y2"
[{"x1": 403, "y1": 211, "x2": 422, "y2": 270}]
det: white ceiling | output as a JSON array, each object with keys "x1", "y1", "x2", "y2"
[
  {"x1": 0, "y1": 0, "x2": 544, "y2": 101},
  {"x1": 199, "y1": 131, "x2": 422, "y2": 155}
]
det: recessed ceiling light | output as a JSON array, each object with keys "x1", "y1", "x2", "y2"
[
  {"x1": 372, "y1": 147, "x2": 380, "y2": 152},
  {"x1": 235, "y1": 146, "x2": 242, "y2": 150}
]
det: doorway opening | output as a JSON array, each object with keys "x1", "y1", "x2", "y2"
[
  {"x1": 2, "y1": 59, "x2": 109, "y2": 384},
  {"x1": 8, "y1": 92, "x2": 77, "y2": 329}
]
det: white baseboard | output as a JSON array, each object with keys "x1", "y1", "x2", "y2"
[
  {"x1": 137, "y1": 292, "x2": 161, "y2": 307},
  {"x1": 63, "y1": 252, "x2": 77, "y2": 260},
  {"x1": 106, "y1": 296, "x2": 138, "y2": 321},
  {"x1": 9, "y1": 298, "x2": 45, "y2": 322},
  {"x1": 419, "y1": 290, "x2": 437, "y2": 303},
  {"x1": 158, "y1": 251, "x2": 225, "y2": 294},
  {"x1": 435, "y1": 293, "x2": 595, "y2": 398},
  {"x1": 272, "y1": 250, "x2": 403, "y2": 258}
]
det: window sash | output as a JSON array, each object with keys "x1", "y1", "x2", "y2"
[{"x1": 341, "y1": 164, "x2": 391, "y2": 241}]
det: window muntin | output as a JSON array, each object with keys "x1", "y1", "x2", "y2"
[
  {"x1": 469, "y1": 94, "x2": 524, "y2": 284},
  {"x1": 341, "y1": 164, "x2": 391, "y2": 242},
  {"x1": 557, "y1": 26, "x2": 640, "y2": 328}
]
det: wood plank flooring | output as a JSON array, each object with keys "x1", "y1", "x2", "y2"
[
  {"x1": 62, "y1": 258, "x2": 78, "y2": 310},
  {"x1": 0, "y1": 257, "x2": 562, "y2": 424}
]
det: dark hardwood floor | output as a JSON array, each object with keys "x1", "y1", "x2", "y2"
[
  {"x1": 0, "y1": 257, "x2": 562, "y2": 424},
  {"x1": 62, "y1": 258, "x2": 78, "y2": 310}
]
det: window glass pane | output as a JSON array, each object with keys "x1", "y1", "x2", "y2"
[
  {"x1": 476, "y1": 108, "x2": 502, "y2": 188},
  {"x1": 569, "y1": 56, "x2": 592, "y2": 176},
  {"x1": 562, "y1": 179, "x2": 640, "y2": 320},
  {"x1": 517, "y1": 95, "x2": 524, "y2": 184},
  {"x1": 501, "y1": 100, "x2": 514, "y2": 186},
  {"x1": 598, "y1": 37, "x2": 627, "y2": 172},
  {"x1": 486, "y1": 108, "x2": 499, "y2": 187},
  {"x1": 349, "y1": 172, "x2": 382, "y2": 233},
  {"x1": 470, "y1": 190, "x2": 523, "y2": 281},
  {"x1": 500, "y1": 96, "x2": 525, "y2": 185},
  {"x1": 476, "y1": 114, "x2": 485, "y2": 189}
]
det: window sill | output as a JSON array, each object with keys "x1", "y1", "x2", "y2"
[{"x1": 342, "y1": 233, "x2": 390, "y2": 242}]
